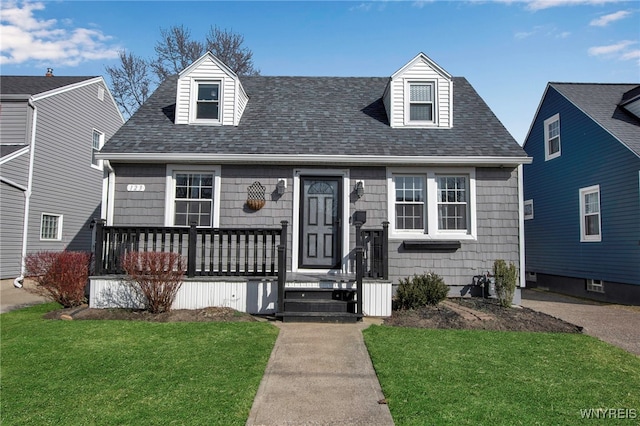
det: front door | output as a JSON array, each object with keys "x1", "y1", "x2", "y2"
[{"x1": 299, "y1": 177, "x2": 342, "y2": 269}]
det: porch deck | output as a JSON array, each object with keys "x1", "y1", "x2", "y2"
[{"x1": 91, "y1": 221, "x2": 391, "y2": 321}]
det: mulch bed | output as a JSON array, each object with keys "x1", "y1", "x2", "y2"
[
  {"x1": 43, "y1": 306, "x2": 258, "y2": 322},
  {"x1": 43, "y1": 297, "x2": 582, "y2": 333},
  {"x1": 384, "y1": 297, "x2": 582, "y2": 333}
]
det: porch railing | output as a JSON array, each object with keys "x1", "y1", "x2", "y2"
[
  {"x1": 360, "y1": 222, "x2": 389, "y2": 280},
  {"x1": 94, "y1": 221, "x2": 289, "y2": 278}
]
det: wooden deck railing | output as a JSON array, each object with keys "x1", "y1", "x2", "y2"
[
  {"x1": 94, "y1": 221, "x2": 289, "y2": 278},
  {"x1": 93, "y1": 220, "x2": 388, "y2": 316}
]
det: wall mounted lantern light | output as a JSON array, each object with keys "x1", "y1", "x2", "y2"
[
  {"x1": 276, "y1": 179, "x2": 287, "y2": 195},
  {"x1": 355, "y1": 180, "x2": 365, "y2": 198}
]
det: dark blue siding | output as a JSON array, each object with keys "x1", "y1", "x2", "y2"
[{"x1": 524, "y1": 86, "x2": 640, "y2": 286}]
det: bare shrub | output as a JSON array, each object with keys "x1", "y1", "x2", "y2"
[
  {"x1": 121, "y1": 252, "x2": 185, "y2": 314},
  {"x1": 24, "y1": 251, "x2": 90, "y2": 308}
]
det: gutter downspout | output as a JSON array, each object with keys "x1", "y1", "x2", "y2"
[
  {"x1": 518, "y1": 164, "x2": 526, "y2": 289},
  {"x1": 15, "y1": 98, "x2": 38, "y2": 288},
  {"x1": 103, "y1": 160, "x2": 115, "y2": 226}
]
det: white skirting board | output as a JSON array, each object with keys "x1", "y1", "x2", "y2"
[{"x1": 89, "y1": 278, "x2": 392, "y2": 316}]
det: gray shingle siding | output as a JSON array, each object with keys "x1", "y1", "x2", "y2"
[
  {"x1": 386, "y1": 167, "x2": 520, "y2": 286},
  {"x1": 112, "y1": 164, "x2": 166, "y2": 226}
]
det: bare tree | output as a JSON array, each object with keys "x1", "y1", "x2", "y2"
[
  {"x1": 206, "y1": 26, "x2": 259, "y2": 76},
  {"x1": 105, "y1": 25, "x2": 258, "y2": 117},
  {"x1": 105, "y1": 50, "x2": 152, "y2": 118},
  {"x1": 151, "y1": 25, "x2": 204, "y2": 81}
]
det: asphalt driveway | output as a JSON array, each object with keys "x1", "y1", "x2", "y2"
[{"x1": 521, "y1": 288, "x2": 640, "y2": 356}]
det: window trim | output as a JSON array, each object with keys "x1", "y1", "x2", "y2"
[
  {"x1": 91, "y1": 129, "x2": 105, "y2": 170},
  {"x1": 579, "y1": 184, "x2": 601, "y2": 242},
  {"x1": 40, "y1": 213, "x2": 63, "y2": 241},
  {"x1": 544, "y1": 113, "x2": 561, "y2": 161},
  {"x1": 387, "y1": 167, "x2": 476, "y2": 240},
  {"x1": 404, "y1": 80, "x2": 437, "y2": 126},
  {"x1": 164, "y1": 165, "x2": 221, "y2": 227},
  {"x1": 189, "y1": 79, "x2": 222, "y2": 125},
  {"x1": 524, "y1": 199, "x2": 534, "y2": 220}
]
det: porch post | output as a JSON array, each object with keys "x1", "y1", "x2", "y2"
[
  {"x1": 382, "y1": 221, "x2": 389, "y2": 280},
  {"x1": 93, "y1": 219, "x2": 105, "y2": 275},
  {"x1": 187, "y1": 222, "x2": 197, "y2": 278},
  {"x1": 277, "y1": 221, "x2": 288, "y2": 313},
  {"x1": 355, "y1": 221, "x2": 363, "y2": 316}
]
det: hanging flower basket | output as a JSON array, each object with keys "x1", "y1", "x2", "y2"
[
  {"x1": 246, "y1": 198, "x2": 266, "y2": 210},
  {"x1": 247, "y1": 182, "x2": 266, "y2": 210}
]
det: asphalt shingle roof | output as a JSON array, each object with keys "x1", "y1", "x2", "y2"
[
  {"x1": 102, "y1": 75, "x2": 526, "y2": 159},
  {"x1": 0, "y1": 76, "x2": 96, "y2": 96},
  {"x1": 550, "y1": 83, "x2": 640, "y2": 157}
]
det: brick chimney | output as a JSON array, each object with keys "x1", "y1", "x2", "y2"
[{"x1": 45, "y1": 68, "x2": 53, "y2": 77}]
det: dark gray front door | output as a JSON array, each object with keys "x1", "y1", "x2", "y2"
[{"x1": 300, "y1": 177, "x2": 341, "y2": 269}]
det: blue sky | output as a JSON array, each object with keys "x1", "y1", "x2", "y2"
[{"x1": 1, "y1": 1, "x2": 639, "y2": 144}]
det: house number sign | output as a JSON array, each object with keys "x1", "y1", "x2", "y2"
[{"x1": 127, "y1": 184, "x2": 146, "y2": 192}]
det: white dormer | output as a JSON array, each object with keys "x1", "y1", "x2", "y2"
[
  {"x1": 174, "y1": 52, "x2": 248, "y2": 126},
  {"x1": 383, "y1": 53, "x2": 453, "y2": 129}
]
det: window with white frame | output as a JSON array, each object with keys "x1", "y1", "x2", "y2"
[
  {"x1": 436, "y1": 176, "x2": 469, "y2": 231},
  {"x1": 394, "y1": 176, "x2": 425, "y2": 231},
  {"x1": 166, "y1": 165, "x2": 220, "y2": 227},
  {"x1": 580, "y1": 185, "x2": 601, "y2": 242},
  {"x1": 586, "y1": 279, "x2": 604, "y2": 293},
  {"x1": 407, "y1": 82, "x2": 435, "y2": 123},
  {"x1": 193, "y1": 81, "x2": 221, "y2": 122},
  {"x1": 544, "y1": 114, "x2": 561, "y2": 160},
  {"x1": 41, "y1": 213, "x2": 62, "y2": 240},
  {"x1": 389, "y1": 169, "x2": 476, "y2": 239},
  {"x1": 524, "y1": 199, "x2": 534, "y2": 220},
  {"x1": 91, "y1": 130, "x2": 104, "y2": 168}
]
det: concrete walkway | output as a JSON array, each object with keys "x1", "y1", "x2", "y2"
[
  {"x1": 246, "y1": 320, "x2": 394, "y2": 426},
  {"x1": 521, "y1": 288, "x2": 640, "y2": 356},
  {"x1": 0, "y1": 279, "x2": 49, "y2": 314}
]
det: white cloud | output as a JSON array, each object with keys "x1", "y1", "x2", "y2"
[
  {"x1": 514, "y1": 25, "x2": 570, "y2": 40},
  {"x1": 588, "y1": 40, "x2": 639, "y2": 64},
  {"x1": 588, "y1": 40, "x2": 635, "y2": 56},
  {"x1": 521, "y1": 0, "x2": 622, "y2": 11},
  {"x1": 620, "y1": 49, "x2": 640, "y2": 60},
  {"x1": 0, "y1": 1, "x2": 120, "y2": 66},
  {"x1": 590, "y1": 10, "x2": 631, "y2": 26}
]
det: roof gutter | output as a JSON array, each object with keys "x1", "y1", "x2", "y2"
[{"x1": 96, "y1": 153, "x2": 532, "y2": 167}]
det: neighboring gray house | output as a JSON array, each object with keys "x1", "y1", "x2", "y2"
[
  {"x1": 0, "y1": 73, "x2": 124, "y2": 282},
  {"x1": 523, "y1": 83, "x2": 640, "y2": 304},
  {"x1": 92, "y1": 52, "x2": 530, "y2": 320}
]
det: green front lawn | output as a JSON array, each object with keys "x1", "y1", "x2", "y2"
[
  {"x1": 1, "y1": 304, "x2": 279, "y2": 425},
  {"x1": 364, "y1": 325, "x2": 640, "y2": 425}
]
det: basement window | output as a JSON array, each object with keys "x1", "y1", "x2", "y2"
[{"x1": 586, "y1": 279, "x2": 604, "y2": 293}]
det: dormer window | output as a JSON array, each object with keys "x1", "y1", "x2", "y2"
[
  {"x1": 409, "y1": 83, "x2": 434, "y2": 122},
  {"x1": 191, "y1": 80, "x2": 221, "y2": 123}
]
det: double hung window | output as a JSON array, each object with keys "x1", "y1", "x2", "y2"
[
  {"x1": 390, "y1": 169, "x2": 475, "y2": 239},
  {"x1": 395, "y1": 176, "x2": 425, "y2": 230},
  {"x1": 173, "y1": 173, "x2": 214, "y2": 226},
  {"x1": 580, "y1": 185, "x2": 601, "y2": 242},
  {"x1": 544, "y1": 114, "x2": 561, "y2": 160},
  {"x1": 166, "y1": 165, "x2": 220, "y2": 227},
  {"x1": 407, "y1": 82, "x2": 435, "y2": 123},
  {"x1": 92, "y1": 130, "x2": 104, "y2": 168},
  {"x1": 194, "y1": 81, "x2": 221, "y2": 122}
]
